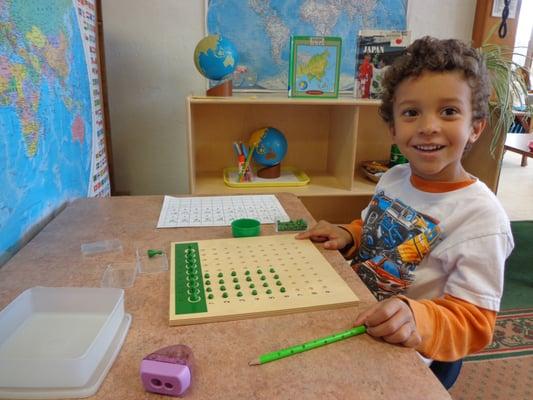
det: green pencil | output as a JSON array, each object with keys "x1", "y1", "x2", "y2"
[{"x1": 248, "y1": 325, "x2": 366, "y2": 366}]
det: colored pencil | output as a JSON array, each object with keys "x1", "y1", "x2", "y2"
[{"x1": 248, "y1": 325, "x2": 366, "y2": 366}]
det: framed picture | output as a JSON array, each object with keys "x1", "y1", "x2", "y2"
[
  {"x1": 288, "y1": 36, "x2": 342, "y2": 98},
  {"x1": 354, "y1": 30, "x2": 410, "y2": 99}
]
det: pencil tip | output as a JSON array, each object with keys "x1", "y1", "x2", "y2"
[{"x1": 248, "y1": 359, "x2": 260, "y2": 366}]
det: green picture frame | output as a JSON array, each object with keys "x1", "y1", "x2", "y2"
[{"x1": 288, "y1": 36, "x2": 342, "y2": 98}]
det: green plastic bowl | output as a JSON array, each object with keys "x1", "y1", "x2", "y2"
[{"x1": 231, "y1": 218, "x2": 261, "y2": 237}]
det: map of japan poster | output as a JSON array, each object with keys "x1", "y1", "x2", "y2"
[{"x1": 206, "y1": 0, "x2": 407, "y2": 92}]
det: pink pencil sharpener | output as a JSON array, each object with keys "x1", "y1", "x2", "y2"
[{"x1": 140, "y1": 345, "x2": 193, "y2": 397}]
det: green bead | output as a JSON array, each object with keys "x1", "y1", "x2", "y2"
[
  {"x1": 206, "y1": 287, "x2": 212, "y2": 292},
  {"x1": 147, "y1": 249, "x2": 163, "y2": 258},
  {"x1": 231, "y1": 271, "x2": 237, "y2": 276},
  {"x1": 252, "y1": 289, "x2": 257, "y2": 295},
  {"x1": 276, "y1": 281, "x2": 282, "y2": 286},
  {"x1": 269, "y1": 268, "x2": 275, "y2": 273},
  {"x1": 246, "y1": 276, "x2": 252, "y2": 282},
  {"x1": 235, "y1": 284, "x2": 241, "y2": 290},
  {"x1": 266, "y1": 289, "x2": 272, "y2": 294},
  {"x1": 237, "y1": 291, "x2": 243, "y2": 297},
  {"x1": 280, "y1": 287, "x2": 286, "y2": 293},
  {"x1": 222, "y1": 292, "x2": 228, "y2": 298},
  {"x1": 233, "y1": 277, "x2": 239, "y2": 283},
  {"x1": 219, "y1": 279, "x2": 224, "y2": 284},
  {"x1": 245, "y1": 270, "x2": 250, "y2": 275},
  {"x1": 257, "y1": 269, "x2": 262, "y2": 274},
  {"x1": 205, "y1": 280, "x2": 211, "y2": 285},
  {"x1": 263, "y1": 282, "x2": 269, "y2": 287},
  {"x1": 273, "y1": 274, "x2": 279, "y2": 279},
  {"x1": 208, "y1": 294, "x2": 214, "y2": 299},
  {"x1": 204, "y1": 273, "x2": 210, "y2": 279},
  {"x1": 218, "y1": 272, "x2": 223, "y2": 278},
  {"x1": 260, "y1": 275, "x2": 266, "y2": 280},
  {"x1": 249, "y1": 283, "x2": 255, "y2": 288},
  {"x1": 220, "y1": 285, "x2": 226, "y2": 291}
]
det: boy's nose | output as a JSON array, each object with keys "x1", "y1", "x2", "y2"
[{"x1": 418, "y1": 115, "x2": 441, "y2": 135}]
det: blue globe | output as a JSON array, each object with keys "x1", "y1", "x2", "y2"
[
  {"x1": 250, "y1": 127, "x2": 288, "y2": 167},
  {"x1": 193, "y1": 35, "x2": 238, "y2": 81}
]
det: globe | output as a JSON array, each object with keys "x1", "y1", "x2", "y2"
[
  {"x1": 249, "y1": 127, "x2": 288, "y2": 167},
  {"x1": 193, "y1": 34, "x2": 238, "y2": 81}
]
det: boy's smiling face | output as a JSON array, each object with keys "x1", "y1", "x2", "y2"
[{"x1": 391, "y1": 70, "x2": 486, "y2": 182}]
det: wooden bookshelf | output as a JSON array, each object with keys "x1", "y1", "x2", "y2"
[{"x1": 186, "y1": 94, "x2": 503, "y2": 222}]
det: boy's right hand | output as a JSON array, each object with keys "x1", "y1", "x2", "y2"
[{"x1": 295, "y1": 220, "x2": 353, "y2": 250}]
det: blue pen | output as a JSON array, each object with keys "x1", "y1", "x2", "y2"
[{"x1": 241, "y1": 143, "x2": 248, "y2": 159}]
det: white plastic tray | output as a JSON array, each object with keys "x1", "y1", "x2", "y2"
[{"x1": 0, "y1": 287, "x2": 131, "y2": 399}]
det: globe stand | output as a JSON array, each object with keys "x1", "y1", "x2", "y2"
[
  {"x1": 206, "y1": 80, "x2": 233, "y2": 97},
  {"x1": 257, "y1": 163, "x2": 281, "y2": 179}
]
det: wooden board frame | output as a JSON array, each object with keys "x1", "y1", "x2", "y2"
[{"x1": 169, "y1": 234, "x2": 359, "y2": 325}]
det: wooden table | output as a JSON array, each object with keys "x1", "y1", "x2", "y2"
[
  {"x1": 504, "y1": 133, "x2": 533, "y2": 166},
  {"x1": 0, "y1": 194, "x2": 451, "y2": 399}
]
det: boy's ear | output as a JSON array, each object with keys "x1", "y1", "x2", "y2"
[{"x1": 469, "y1": 119, "x2": 486, "y2": 143}]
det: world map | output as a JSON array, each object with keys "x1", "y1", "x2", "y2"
[
  {"x1": 207, "y1": 0, "x2": 407, "y2": 91},
  {"x1": 0, "y1": 0, "x2": 106, "y2": 263}
]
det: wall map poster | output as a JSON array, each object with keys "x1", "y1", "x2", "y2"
[
  {"x1": 0, "y1": 0, "x2": 110, "y2": 263},
  {"x1": 206, "y1": 0, "x2": 407, "y2": 92}
]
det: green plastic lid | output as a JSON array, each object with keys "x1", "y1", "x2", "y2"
[{"x1": 231, "y1": 218, "x2": 261, "y2": 237}]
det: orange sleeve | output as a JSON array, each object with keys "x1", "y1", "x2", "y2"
[
  {"x1": 338, "y1": 219, "x2": 363, "y2": 259},
  {"x1": 399, "y1": 294, "x2": 497, "y2": 361}
]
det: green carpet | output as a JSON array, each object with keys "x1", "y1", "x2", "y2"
[{"x1": 501, "y1": 221, "x2": 533, "y2": 310}]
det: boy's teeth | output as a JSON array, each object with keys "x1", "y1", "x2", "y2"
[{"x1": 415, "y1": 145, "x2": 443, "y2": 151}]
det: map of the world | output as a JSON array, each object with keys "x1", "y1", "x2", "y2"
[
  {"x1": 207, "y1": 0, "x2": 407, "y2": 91},
  {"x1": 0, "y1": 0, "x2": 109, "y2": 264}
]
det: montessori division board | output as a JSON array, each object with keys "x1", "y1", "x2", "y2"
[{"x1": 169, "y1": 234, "x2": 359, "y2": 326}]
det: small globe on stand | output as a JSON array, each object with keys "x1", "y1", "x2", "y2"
[
  {"x1": 193, "y1": 34, "x2": 238, "y2": 96},
  {"x1": 249, "y1": 127, "x2": 288, "y2": 179}
]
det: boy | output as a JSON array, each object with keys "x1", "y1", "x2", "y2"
[{"x1": 297, "y1": 37, "x2": 514, "y2": 386}]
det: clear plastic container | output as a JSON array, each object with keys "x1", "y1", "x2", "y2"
[
  {"x1": 0, "y1": 287, "x2": 130, "y2": 396},
  {"x1": 136, "y1": 248, "x2": 168, "y2": 274},
  {"x1": 81, "y1": 239, "x2": 123, "y2": 256},
  {"x1": 101, "y1": 262, "x2": 137, "y2": 288}
]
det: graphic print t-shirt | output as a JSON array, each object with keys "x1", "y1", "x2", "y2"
[
  {"x1": 351, "y1": 164, "x2": 513, "y2": 311},
  {"x1": 353, "y1": 191, "x2": 441, "y2": 300}
]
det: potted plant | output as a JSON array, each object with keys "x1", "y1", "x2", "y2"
[{"x1": 479, "y1": 40, "x2": 532, "y2": 155}]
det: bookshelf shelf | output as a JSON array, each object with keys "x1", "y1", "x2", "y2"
[{"x1": 186, "y1": 94, "x2": 502, "y2": 222}]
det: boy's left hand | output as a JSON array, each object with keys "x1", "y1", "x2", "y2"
[{"x1": 354, "y1": 297, "x2": 421, "y2": 348}]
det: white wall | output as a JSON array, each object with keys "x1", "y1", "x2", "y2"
[
  {"x1": 407, "y1": 0, "x2": 476, "y2": 42},
  {"x1": 101, "y1": 0, "x2": 476, "y2": 195}
]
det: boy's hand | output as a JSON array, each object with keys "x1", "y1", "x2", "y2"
[
  {"x1": 354, "y1": 297, "x2": 421, "y2": 348},
  {"x1": 295, "y1": 220, "x2": 353, "y2": 250}
]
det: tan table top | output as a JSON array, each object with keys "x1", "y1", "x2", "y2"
[
  {"x1": 505, "y1": 133, "x2": 533, "y2": 156},
  {"x1": 0, "y1": 194, "x2": 450, "y2": 399}
]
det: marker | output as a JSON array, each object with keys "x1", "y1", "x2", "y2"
[
  {"x1": 241, "y1": 143, "x2": 248, "y2": 159},
  {"x1": 248, "y1": 325, "x2": 366, "y2": 366},
  {"x1": 233, "y1": 142, "x2": 242, "y2": 156},
  {"x1": 238, "y1": 144, "x2": 255, "y2": 182}
]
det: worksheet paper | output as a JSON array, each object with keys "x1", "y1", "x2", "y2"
[{"x1": 157, "y1": 195, "x2": 290, "y2": 228}]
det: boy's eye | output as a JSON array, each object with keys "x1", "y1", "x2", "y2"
[
  {"x1": 441, "y1": 107, "x2": 459, "y2": 116},
  {"x1": 401, "y1": 109, "x2": 418, "y2": 117}
]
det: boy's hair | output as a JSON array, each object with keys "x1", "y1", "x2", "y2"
[{"x1": 379, "y1": 36, "x2": 491, "y2": 126}]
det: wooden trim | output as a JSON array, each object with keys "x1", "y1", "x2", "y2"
[
  {"x1": 472, "y1": 0, "x2": 522, "y2": 50},
  {"x1": 96, "y1": 0, "x2": 115, "y2": 195}
]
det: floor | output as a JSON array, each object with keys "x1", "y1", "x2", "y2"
[
  {"x1": 448, "y1": 150, "x2": 533, "y2": 399},
  {"x1": 496, "y1": 151, "x2": 533, "y2": 221}
]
